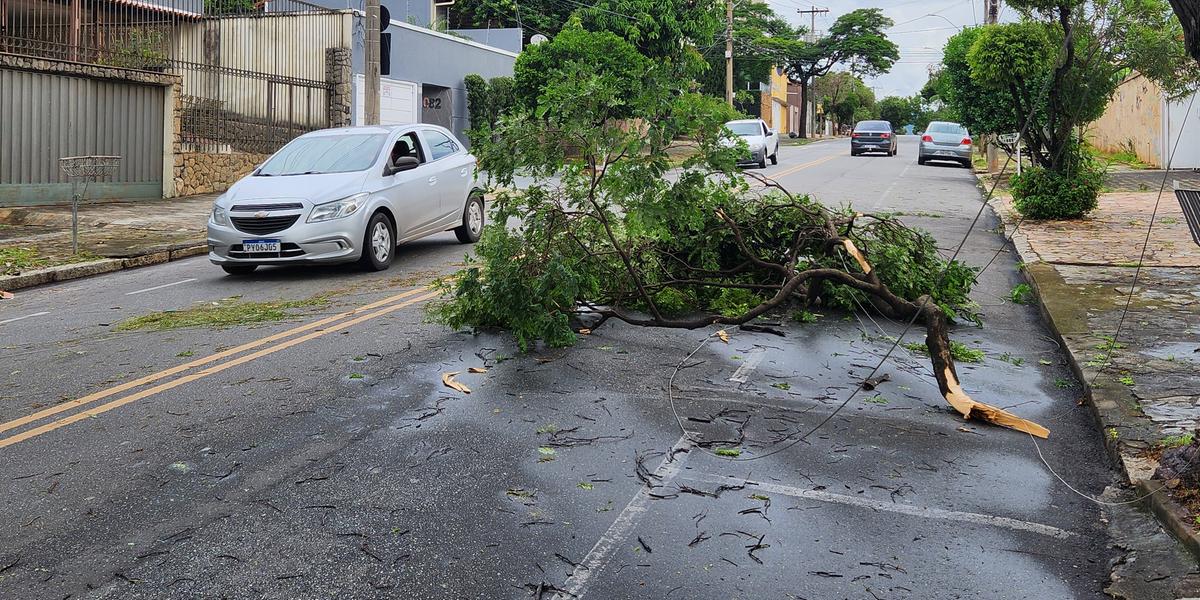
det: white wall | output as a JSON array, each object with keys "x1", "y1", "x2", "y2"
[
  {"x1": 1163, "y1": 93, "x2": 1200, "y2": 169},
  {"x1": 353, "y1": 74, "x2": 419, "y2": 125}
]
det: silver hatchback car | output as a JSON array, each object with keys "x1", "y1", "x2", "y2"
[{"x1": 207, "y1": 124, "x2": 483, "y2": 274}]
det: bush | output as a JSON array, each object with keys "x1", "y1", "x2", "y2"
[
  {"x1": 512, "y1": 25, "x2": 651, "y2": 117},
  {"x1": 1010, "y1": 159, "x2": 1104, "y2": 219}
]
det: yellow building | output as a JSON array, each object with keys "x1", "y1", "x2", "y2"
[{"x1": 759, "y1": 66, "x2": 790, "y2": 133}]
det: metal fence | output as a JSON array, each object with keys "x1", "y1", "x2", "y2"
[{"x1": 1, "y1": 0, "x2": 349, "y2": 154}]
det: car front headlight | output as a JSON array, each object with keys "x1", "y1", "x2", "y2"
[
  {"x1": 211, "y1": 204, "x2": 229, "y2": 226},
  {"x1": 308, "y1": 192, "x2": 368, "y2": 223}
]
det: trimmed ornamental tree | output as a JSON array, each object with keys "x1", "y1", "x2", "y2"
[
  {"x1": 957, "y1": 0, "x2": 1199, "y2": 218},
  {"x1": 433, "y1": 27, "x2": 1047, "y2": 437}
]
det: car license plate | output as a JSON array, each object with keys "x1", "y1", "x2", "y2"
[
  {"x1": 865, "y1": 145, "x2": 878, "y2": 149},
  {"x1": 936, "y1": 151, "x2": 954, "y2": 156},
  {"x1": 243, "y1": 239, "x2": 280, "y2": 253}
]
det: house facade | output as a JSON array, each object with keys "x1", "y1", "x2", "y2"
[
  {"x1": 1088, "y1": 72, "x2": 1200, "y2": 169},
  {"x1": 308, "y1": 0, "x2": 518, "y2": 144},
  {"x1": 0, "y1": 0, "x2": 517, "y2": 206},
  {"x1": 759, "y1": 66, "x2": 788, "y2": 133}
]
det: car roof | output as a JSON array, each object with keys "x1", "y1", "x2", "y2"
[
  {"x1": 303, "y1": 124, "x2": 449, "y2": 138},
  {"x1": 725, "y1": 118, "x2": 764, "y2": 124}
]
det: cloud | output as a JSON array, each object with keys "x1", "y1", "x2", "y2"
[{"x1": 765, "y1": 0, "x2": 1001, "y2": 98}]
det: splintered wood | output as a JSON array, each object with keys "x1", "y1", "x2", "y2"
[
  {"x1": 441, "y1": 372, "x2": 471, "y2": 394},
  {"x1": 943, "y1": 367, "x2": 1050, "y2": 438}
]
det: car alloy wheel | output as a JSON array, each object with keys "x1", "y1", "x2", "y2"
[{"x1": 371, "y1": 221, "x2": 391, "y2": 263}]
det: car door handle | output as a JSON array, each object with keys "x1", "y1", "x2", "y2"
[{"x1": 428, "y1": 176, "x2": 437, "y2": 185}]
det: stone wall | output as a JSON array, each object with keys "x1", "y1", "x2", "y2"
[
  {"x1": 1087, "y1": 73, "x2": 1163, "y2": 167},
  {"x1": 326, "y1": 47, "x2": 352, "y2": 128},
  {"x1": 174, "y1": 152, "x2": 270, "y2": 196}
]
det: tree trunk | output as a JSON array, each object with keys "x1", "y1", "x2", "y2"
[
  {"x1": 798, "y1": 79, "x2": 810, "y2": 138},
  {"x1": 1169, "y1": 0, "x2": 1200, "y2": 64}
]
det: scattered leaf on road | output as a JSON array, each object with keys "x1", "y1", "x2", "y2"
[
  {"x1": 714, "y1": 448, "x2": 741, "y2": 457},
  {"x1": 716, "y1": 330, "x2": 729, "y2": 343}
]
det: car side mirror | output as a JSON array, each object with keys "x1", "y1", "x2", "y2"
[{"x1": 385, "y1": 156, "x2": 420, "y2": 175}]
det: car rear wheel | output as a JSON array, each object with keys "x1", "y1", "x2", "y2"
[
  {"x1": 917, "y1": 155, "x2": 927, "y2": 165},
  {"x1": 961, "y1": 159, "x2": 972, "y2": 169},
  {"x1": 769, "y1": 146, "x2": 778, "y2": 165},
  {"x1": 221, "y1": 264, "x2": 257, "y2": 275},
  {"x1": 455, "y1": 193, "x2": 485, "y2": 244},
  {"x1": 359, "y1": 212, "x2": 394, "y2": 271}
]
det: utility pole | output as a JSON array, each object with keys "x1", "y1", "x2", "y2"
[
  {"x1": 797, "y1": 5, "x2": 829, "y2": 42},
  {"x1": 725, "y1": 0, "x2": 734, "y2": 107},
  {"x1": 795, "y1": 6, "x2": 828, "y2": 138},
  {"x1": 365, "y1": 0, "x2": 381, "y2": 125},
  {"x1": 985, "y1": 0, "x2": 1001, "y2": 171}
]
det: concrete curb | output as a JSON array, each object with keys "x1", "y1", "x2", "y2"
[
  {"x1": 986, "y1": 190, "x2": 1200, "y2": 561},
  {"x1": 0, "y1": 242, "x2": 206, "y2": 292}
]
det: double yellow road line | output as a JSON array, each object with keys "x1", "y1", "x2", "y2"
[
  {"x1": 766, "y1": 150, "x2": 842, "y2": 180},
  {"x1": 0, "y1": 286, "x2": 440, "y2": 449}
]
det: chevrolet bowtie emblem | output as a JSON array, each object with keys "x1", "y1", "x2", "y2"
[{"x1": 254, "y1": 211, "x2": 269, "y2": 218}]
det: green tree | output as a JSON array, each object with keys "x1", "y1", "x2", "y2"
[
  {"x1": 938, "y1": 27, "x2": 1026, "y2": 139},
  {"x1": 512, "y1": 24, "x2": 653, "y2": 117},
  {"x1": 781, "y1": 9, "x2": 900, "y2": 138},
  {"x1": 813, "y1": 72, "x2": 874, "y2": 132},
  {"x1": 876, "y1": 96, "x2": 924, "y2": 129},
  {"x1": 576, "y1": 0, "x2": 723, "y2": 72},
  {"x1": 447, "y1": 0, "x2": 575, "y2": 40},
  {"x1": 697, "y1": 0, "x2": 795, "y2": 113}
]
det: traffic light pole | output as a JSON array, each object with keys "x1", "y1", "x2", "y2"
[{"x1": 365, "y1": 0, "x2": 381, "y2": 125}]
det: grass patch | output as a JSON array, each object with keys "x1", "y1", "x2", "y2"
[
  {"x1": 903, "y1": 340, "x2": 985, "y2": 363},
  {"x1": 116, "y1": 295, "x2": 328, "y2": 331},
  {"x1": 1054, "y1": 377, "x2": 1073, "y2": 389},
  {"x1": 1162, "y1": 433, "x2": 1194, "y2": 448},
  {"x1": 1, "y1": 246, "x2": 104, "y2": 276},
  {"x1": 1009, "y1": 283, "x2": 1033, "y2": 305},
  {"x1": 1118, "y1": 375, "x2": 1135, "y2": 386}
]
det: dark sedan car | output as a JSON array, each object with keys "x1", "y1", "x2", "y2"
[{"x1": 850, "y1": 120, "x2": 898, "y2": 156}]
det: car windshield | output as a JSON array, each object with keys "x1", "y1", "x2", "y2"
[
  {"x1": 928, "y1": 122, "x2": 967, "y2": 135},
  {"x1": 726, "y1": 122, "x2": 762, "y2": 136},
  {"x1": 855, "y1": 121, "x2": 891, "y2": 132},
  {"x1": 258, "y1": 133, "x2": 387, "y2": 176}
]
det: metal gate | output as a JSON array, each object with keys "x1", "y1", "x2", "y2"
[{"x1": 0, "y1": 68, "x2": 164, "y2": 205}]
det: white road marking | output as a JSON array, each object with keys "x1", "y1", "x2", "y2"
[
  {"x1": 689, "y1": 473, "x2": 1077, "y2": 540},
  {"x1": 125, "y1": 278, "x2": 197, "y2": 296},
  {"x1": 554, "y1": 436, "x2": 693, "y2": 600},
  {"x1": 0, "y1": 311, "x2": 50, "y2": 326},
  {"x1": 868, "y1": 163, "x2": 911, "y2": 212},
  {"x1": 728, "y1": 347, "x2": 765, "y2": 383}
]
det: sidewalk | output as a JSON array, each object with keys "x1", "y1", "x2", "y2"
[
  {"x1": 992, "y1": 189, "x2": 1200, "y2": 556},
  {"x1": 0, "y1": 195, "x2": 213, "y2": 291}
]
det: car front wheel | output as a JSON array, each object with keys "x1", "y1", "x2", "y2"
[
  {"x1": 455, "y1": 193, "x2": 485, "y2": 244},
  {"x1": 359, "y1": 212, "x2": 394, "y2": 271}
]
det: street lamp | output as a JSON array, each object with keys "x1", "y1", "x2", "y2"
[{"x1": 924, "y1": 13, "x2": 964, "y2": 31}]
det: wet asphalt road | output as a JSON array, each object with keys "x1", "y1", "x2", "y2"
[{"x1": 0, "y1": 137, "x2": 1194, "y2": 599}]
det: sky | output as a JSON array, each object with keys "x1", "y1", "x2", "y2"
[{"x1": 765, "y1": 0, "x2": 1014, "y2": 99}]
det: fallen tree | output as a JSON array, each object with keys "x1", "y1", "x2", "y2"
[{"x1": 436, "y1": 25, "x2": 1048, "y2": 438}]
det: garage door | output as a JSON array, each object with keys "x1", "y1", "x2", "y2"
[
  {"x1": 0, "y1": 68, "x2": 165, "y2": 206},
  {"x1": 353, "y1": 75, "x2": 419, "y2": 126},
  {"x1": 1164, "y1": 94, "x2": 1200, "y2": 169}
]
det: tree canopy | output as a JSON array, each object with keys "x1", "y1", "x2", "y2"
[{"x1": 780, "y1": 9, "x2": 899, "y2": 137}]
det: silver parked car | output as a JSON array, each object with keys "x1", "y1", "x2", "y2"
[
  {"x1": 918, "y1": 121, "x2": 973, "y2": 167},
  {"x1": 208, "y1": 125, "x2": 483, "y2": 274},
  {"x1": 723, "y1": 118, "x2": 780, "y2": 168}
]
